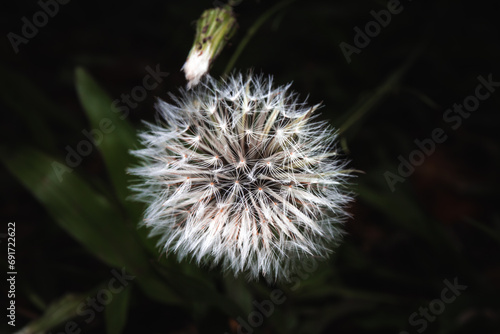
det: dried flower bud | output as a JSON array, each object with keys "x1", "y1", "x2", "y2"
[{"x1": 182, "y1": 7, "x2": 237, "y2": 89}]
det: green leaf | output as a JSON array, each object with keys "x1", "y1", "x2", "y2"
[
  {"x1": 337, "y1": 43, "x2": 426, "y2": 136},
  {"x1": 2, "y1": 147, "x2": 129, "y2": 267},
  {"x1": 357, "y1": 179, "x2": 458, "y2": 254},
  {"x1": 224, "y1": 276, "x2": 254, "y2": 316},
  {"x1": 105, "y1": 286, "x2": 132, "y2": 334},
  {"x1": 74, "y1": 67, "x2": 138, "y2": 209},
  {"x1": 14, "y1": 293, "x2": 86, "y2": 334},
  {"x1": 75, "y1": 67, "x2": 168, "y2": 262},
  {"x1": 1, "y1": 147, "x2": 181, "y2": 305},
  {"x1": 357, "y1": 182, "x2": 429, "y2": 239},
  {"x1": 152, "y1": 262, "x2": 244, "y2": 318}
]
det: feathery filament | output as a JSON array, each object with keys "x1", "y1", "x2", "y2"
[{"x1": 130, "y1": 73, "x2": 352, "y2": 281}]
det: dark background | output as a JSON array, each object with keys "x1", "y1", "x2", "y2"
[{"x1": 1, "y1": 0, "x2": 499, "y2": 333}]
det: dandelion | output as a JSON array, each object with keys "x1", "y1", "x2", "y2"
[{"x1": 130, "y1": 73, "x2": 353, "y2": 281}]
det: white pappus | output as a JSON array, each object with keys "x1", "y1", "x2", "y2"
[{"x1": 129, "y1": 73, "x2": 353, "y2": 282}]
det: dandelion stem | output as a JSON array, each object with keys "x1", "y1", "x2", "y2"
[{"x1": 223, "y1": 0, "x2": 297, "y2": 75}]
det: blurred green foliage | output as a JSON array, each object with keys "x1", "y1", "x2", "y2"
[{"x1": 1, "y1": 0, "x2": 499, "y2": 333}]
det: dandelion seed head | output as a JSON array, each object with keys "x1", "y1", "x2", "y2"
[{"x1": 130, "y1": 73, "x2": 353, "y2": 282}]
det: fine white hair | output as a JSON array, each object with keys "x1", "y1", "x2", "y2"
[{"x1": 130, "y1": 73, "x2": 353, "y2": 282}]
